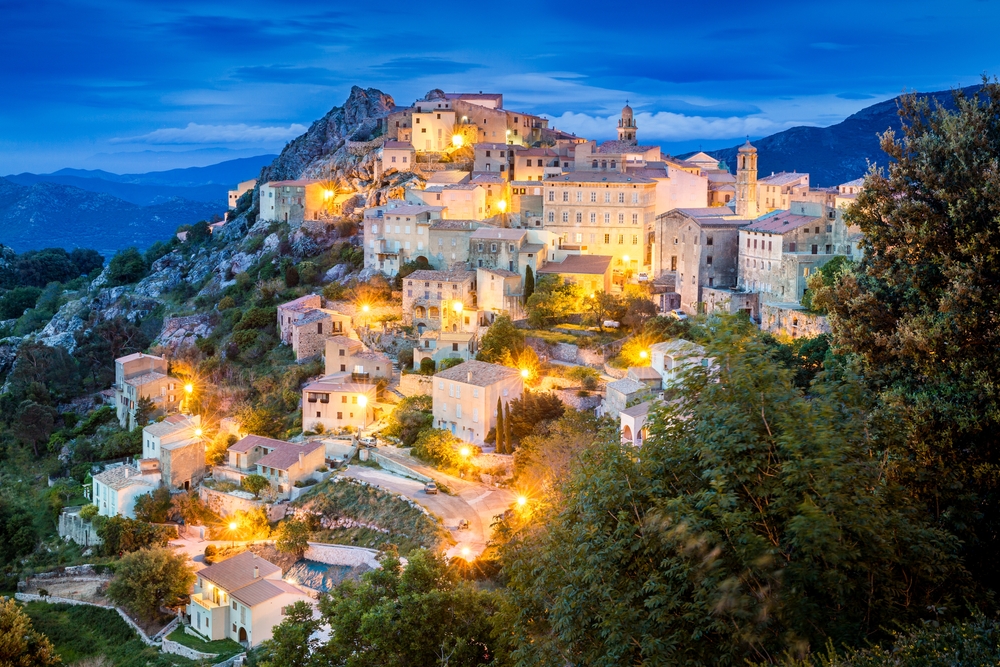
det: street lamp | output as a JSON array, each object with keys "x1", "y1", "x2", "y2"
[
  {"x1": 639, "y1": 350, "x2": 649, "y2": 360},
  {"x1": 228, "y1": 521, "x2": 237, "y2": 548},
  {"x1": 520, "y1": 368, "x2": 530, "y2": 379},
  {"x1": 460, "y1": 446, "x2": 471, "y2": 458},
  {"x1": 496, "y1": 199, "x2": 507, "y2": 213},
  {"x1": 460, "y1": 546, "x2": 472, "y2": 560},
  {"x1": 452, "y1": 134, "x2": 463, "y2": 148},
  {"x1": 452, "y1": 301, "x2": 463, "y2": 313},
  {"x1": 194, "y1": 428, "x2": 203, "y2": 438},
  {"x1": 517, "y1": 495, "x2": 528, "y2": 507},
  {"x1": 358, "y1": 394, "x2": 369, "y2": 431}
]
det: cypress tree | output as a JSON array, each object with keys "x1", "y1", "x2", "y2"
[
  {"x1": 524, "y1": 265, "x2": 535, "y2": 303},
  {"x1": 495, "y1": 397, "x2": 506, "y2": 454},
  {"x1": 504, "y1": 402, "x2": 513, "y2": 453}
]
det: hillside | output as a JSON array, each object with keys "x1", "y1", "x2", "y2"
[
  {"x1": 4, "y1": 155, "x2": 276, "y2": 207},
  {"x1": 0, "y1": 178, "x2": 221, "y2": 256},
  {"x1": 706, "y1": 85, "x2": 979, "y2": 186}
]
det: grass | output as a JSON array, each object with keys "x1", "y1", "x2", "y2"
[
  {"x1": 298, "y1": 477, "x2": 452, "y2": 556},
  {"x1": 524, "y1": 329, "x2": 580, "y2": 345},
  {"x1": 22, "y1": 601, "x2": 196, "y2": 667},
  {"x1": 166, "y1": 628, "x2": 243, "y2": 660}
]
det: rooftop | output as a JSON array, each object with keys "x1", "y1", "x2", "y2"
[
  {"x1": 326, "y1": 335, "x2": 363, "y2": 349},
  {"x1": 546, "y1": 172, "x2": 654, "y2": 184},
  {"x1": 429, "y1": 219, "x2": 486, "y2": 230},
  {"x1": 759, "y1": 172, "x2": 809, "y2": 186},
  {"x1": 229, "y1": 434, "x2": 289, "y2": 454},
  {"x1": 607, "y1": 378, "x2": 647, "y2": 395},
  {"x1": 475, "y1": 142, "x2": 514, "y2": 150},
  {"x1": 426, "y1": 172, "x2": 471, "y2": 185},
  {"x1": 470, "y1": 228, "x2": 526, "y2": 241},
  {"x1": 628, "y1": 366, "x2": 663, "y2": 381},
  {"x1": 383, "y1": 140, "x2": 413, "y2": 149},
  {"x1": 435, "y1": 360, "x2": 522, "y2": 387},
  {"x1": 744, "y1": 211, "x2": 820, "y2": 234},
  {"x1": 381, "y1": 205, "x2": 443, "y2": 217},
  {"x1": 125, "y1": 371, "x2": 168, "y2": 387},
  {"x1": 279, "y1": 294, "x2": 320, "y2": 312},
  {"x1": 536, "y1": 254, "x2": 612, "y2": 276},
  {"x1": 116, "y1": 352, "x2": 162, "y2": 364},
  {"x1": 621, "y1": 400, "x2": 654, "y2": 419},
  {"x1": 442, "y1": 183, "x2": 481, "y2": 191},
  {"x1": 231, "y1": 578, "x2": 307, "y2": 608},
  {"x1": 93, "y1": 464, "x2": 157, "y2": 491},
  {"x1": 302, "y1": 376, "x2": 376, "y2": 394},
  {"x1": 406, "y1": 269, "x2": 476, "y2": 283},
  {"x1": 480, "y1": 267, "x2": 520, "y2": 277},
  {"x1": 597, "y1": 141, "x2": 660, "y2": 154},
  {"x1": 266, "y1": 179, "x2": 322, "y2": 187},
  {"x1": 199, "y1": 551, "x2": 281, "y2": 594},
  {"x1": 292, "y1": 310, "x2": 332, "y2": 326},
  {"x1": 470, "y1": 173, "x2": 505, "y2": 184},
  {"x1": 144, "y1": 414, "x2": 199, "y2": 438},
  {"x1": 521, "y1": 243, "x2": 545, "y2": 254},
  {"x1": 256, "y1": 439, "x2": 325, "y2": 471},
  {"x1": 651, "y1": 339, "x2": 706, "y2": 357}
]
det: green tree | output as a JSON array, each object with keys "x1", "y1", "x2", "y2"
[
  {"x1": 523, "y1": 265, "x2": 535, "y2": 302},
  {"x1": 242, "y1": 474, "x2": 270, "y2": 499},
  {"x1": 513, "y1": 410, "x2": 609, "y2": 490},
  {"x1": 584, "y1": 291, "x2": 623, "y2": 330},
  {"x1": 0, "y1": 287, "x2": 42, "y2": 320},
  {"x1": 824, "y1": 80, "x2": 1000, "y2": 591},
  {"x1": 817, "y1": 616, "x2": 1000, "y2": 666},
  {"x1": 411, "y1": 429, "x2": 465, "y2": 469},
  {"x1": 69, "y1": 247, "x2": 104, "y2": 276},
  {"x1": 505, "y1": 391, "x2": 565, "y2": 447},
  {"x1": 393, "y1": 256, "x2": 433, "y2": 289},
  {"x1": 418, "y1": 357, "x2": 436, "y2": 375},
  {"x1": 382, "y1": 395, "x2": 433, "y2": 446},
  {"x1": 495, "y1": 396, "x2": 506, "y2": 454},
  {"x1": 496, "y1": 322, "x2": 964, "y2": 665},
  {"x1": 478, "y1": 315, "x2": 524, "y2": 363},
  {"x1": 315, "y1": 548, "x2": 498, "y2": 667},
  {"x1": 133, "y1": 486, "x2": 172, "y2": 524},
  {"x1": 12, "y1": 400, "x2": 55, "y2": 456},
  {"x1": 97, "y1": 516, "x2": 168, "y2": 556},
  {"x1": 106, "y1": 547, "x2": 195, "y2": 630},
  {"x1": 0, "y1": 596, "x2": 60, "y2": 666},
  {"x1": 106, "y1": 247, "x2": 148, "y2": 286},
  {"x1": 0, "y1": 498, "x2": 38, "y2": 564},
  {"x1": 525, "y1": 275, "x2": 584, "y2": 327},
  {"x1": 503, "y1": 402, "x2": 512, "y2": 453},
  {"x1": 274, "y1": 519, "x2": 311, "y2": 559},
  {"x1": 133, "y1": 396, "x2": 155, "y2": 427},
  {"x1": 801, "y1": 255, "x2": 852, "y2": 312},
  {"x1": 256, "y1": 600, "x2": 319, "y2": 667},
  {"x1": 284, "y1": 264, "x2": 300, "y2": 288},
  {"x1": 99, "y1": 428, "x2": 141, "y2": 459}
]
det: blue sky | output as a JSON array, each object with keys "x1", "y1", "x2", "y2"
[{"x1": 2, "y1": 0, "x2": 997, "y2": 174}]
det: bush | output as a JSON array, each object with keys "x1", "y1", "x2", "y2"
[
  {"x1": 397, "y1": 348, "x2": 414, "y2": 370},
  {"x1": 411, "y1": 428, "x2": 465, "y2": 469},
  {"x1": 439, "y1": 357, "x2": 463, "y2": 371},
  {"x1": 0, "y1": 286, "x2": 42, "y2": 319},
  {"x1": 218, "y1": 296, "x2": 235, "y2": 310},
  {"x1": 105, "y1": 248, "x2": 148, "y2": 286},
  {"x1": 204, "y1": 544, "x2": 217, "y2": 564},
  {"x1": 293, "y1": 478, "x2": 318, "y2": 488},
  {"x1": 419, "y1": 357, "x2": 436, "y2": 375},
  {"x1": 284, "y1": 264, "x2": 300, "y2": 287},
  {"x1": 79, "y1": 504, "x2": 99, "y2": 521},
  {"x1": 566, "y1": 365, "x2": 600, "y2": 390},
  {"x1": 382, "y1": 395, "x2": 433, "y2": 446}
]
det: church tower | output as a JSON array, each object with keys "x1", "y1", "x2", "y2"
[
  {"x1": 617, "y1": 102, "x2": 637, "y2": 145},
  {"x1": 735, "y1": 139, "x2": 759, "y2": 218}
]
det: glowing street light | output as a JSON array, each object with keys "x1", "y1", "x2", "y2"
[
  {"x1": 520, "y1": 368, "x2": 530, "y2": 379},
  {"x1": 622, "y1": 255, "x2": 630, "y2": 265},
  {"x1": 460, "y1": 446, "x2": 471, "y2": 458},
  {"x1": 496, "y1": 199, "x2": 507, "y2": 213},
  {"x1": 194, "y1": 428, "x2": 203, "y2": 438},
  {"x1": 228, "y1": 521, "x2": 238, "y2": 548},
  {"x1": 358, "y1": 394, "x2": 369, "y2": 431},
  {"x1": 452, "y1": 301, "x2": 464, "y2": 313},
  {"x1": 517, "y1": 495, "x2": 528, "y2": 507},
  {"x1": 452, "y1": 134, "x2": 464, "y2": 148},
  {"x1": 460, "y1": 546, "x2": 472, "y2": 560},
  {"x1": 639, "y1": 350, "x2": 649, "y2": 360},
  {"x1": 361, "y1": 304, "x2": 371, "y2": 313},
  {"x1": 184, "y1": 383, "x2": 194, "y2": 395},
  {"x1": 323, "y1": 189, "x2": 334, "y2": 200}
]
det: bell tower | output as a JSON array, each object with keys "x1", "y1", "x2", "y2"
[
  {"x1": 617, "y1": 102, "x2": 637, "y2": 145},
  {"x1": 736, "y1": 139, "x2": 759, "y2": 218}
]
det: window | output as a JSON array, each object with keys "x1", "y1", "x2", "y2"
[
  {"x1": 618, "y1": 192, "x2": 625, "y2": 203},
  {"x1": 491, "y1": 243, "x2": 497, "y2": 252},
  {"x1": 670, "y1": 256, "x2": 677, "y2": 271},
  {"x1": 811, "y1": 244, "x2": 818, "y2": 255},
  {"x1": 827, "y1": 224, "x2": 833, "y2": 232},
  {"x1": 826, "y1": 244, "x2": 832, "y2": 254},
  {"x1": 472, "y1": 408, "x2": 479, "y2": 423},
  {"x1": 789, "y1": 242, "x2": 797, "y2": 252},
  {"x1": 632, "y1": 235, "x2": 638, "y2": 245},
  {"x1": 576, "y1": 213, "x2": 582, "y2": 223},
  {"x1": 768, "y1": 241, "x2": 772, "y2": 251},
  {"x1": 746, "y1": 238, "x2": 750, "y2": 248},
  {"x1": 754, "y1": 239, "x2": 757, "y2": 249},
  {"x1": 632, "y1": 193, "x2": 638, "y2": 203},
  {"x1": 618, "y1": 213, "x2": 624, "y2": 224},
  {"x1": 632, "y1": 214, "x2": 638, "y2": 224},
  {"x1": 706, "y1": 255, "x2": 713, "y2": 265},
  {"x1": 562, "y1": 191, "x2": 569, "y2": 202},
  {"x1": 590, "y1": 191, "x2": 597, "y2": 202},
  {"x1": 548, "y1": 211, "x2": 554, "y2": 222},
  {"x1": 604, "y1": 233, "x2": 610, "y2": 243},
  {"x1": 342, "y1": 395, "x2": 347, "y2": 403},
  {"x1": 604, "y1": 192, "x2": 611, "y2": 203},
  {"x1": 618, "y1": 234, "x2": 624, "y2": 244},
  {"x1": 562, "y1": 212, "x2": 569, "y2": 222},
  {"x1": 456, "y1": 405, "x2": 462, "y2": 418},
  {"x1": 604, "y1": 213, "x2": 610, "y2": 224},
  {"x1": 548, "y1": 191, "x2": 554, "y2": 201},
  {"x1": 473, "y1": 388, "x2": 479, "y2": 398},
  {"x1": 575, "y1": 233, "x2": 583, "y2": 243},
  {"x1": 576, "y1": 191, "x2": 582, "y2": 202},
  {"x1": 706, "y1": 236, "x2": 713, "y2": 246},
  {"x1": 590, "y1": 212, "x2": 596, "y2": 223}
]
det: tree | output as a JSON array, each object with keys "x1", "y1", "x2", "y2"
[
  {"x1": 503, "y1": 402, "x2": 513, "y2": 454},
  {"x1": 393, "y1": 256, "x2": 433, "y2": 289},
  {"x1": 229, "y1": 507, "x2": 271, "y2": 542},
  {"x1": 411, "y1": 429, "x2": 465, "y2": 469},
  {"x1": 133, "y1": 396, "x2": 155, "y2": 427},
  {"x1": 505, "y1": 391, "x2": 565, "y2": 446},
  {"x1": 523, "y1": 265, "x2": 535, "y2": 302},
  {"x1": 801, "y1": 255, "x2": 852, "y2": 312},
  {"x1": 0, "y1": 286, "x2": 42, "y2": 320},
  {"x1": 69, "y1": 247, "x2": 104, "y2": 276},
  {"x1": 106, "y1": 247, "x2": 148, "y2": 286},
  {"x1": 0, "y1": 596, "x2": 60, "y2": 666},
  {"x1": 0, "y1": 498, "x2": 38, "y2": 564},
  {"x1": 584, "y1": 291, "x2": 622, "y2": 330},
  {"x1": 274, "y1": 519, "x2": 311, "y2": 559},
  {"x1": 284, "y1": 264, "x2": 300, "y2": 288},
  {"x1": 97, "y1": 516, "x2": 168, "y2": 556},
  {"x1": 513, "y1": 410, "x2": 609, "y2": 490},
  {"x1": 525, "y1": 275, "x2": 584, "y2": 327},
  {"x1": 495, "y1": 323, "x2": 964, "y2": 665},
  {"x1": 418, "y1": 357, "x2": 436, "y2": 375},
  {"x1": 12, "y1": 400, "x2": 55, "y2": 456},
  {"x1": 315, "y1": 548, "x2": 498, "y2": 667},
  {"x1": 242, "y1": 474, "x2": 270, "y2": 499},
  {"x1": 478, "y1": 315, "x2": 524, "y2": 363},
  {"x1": 206, "y1": 433, "x2": 236, "y2": 467},
  {"x1": 824, "y1": 80, "x2": 1000, "y2": 592},
  {"x1": 256, "y1": 600, "x2": 319, "y2": 667},
  {"x1": 495, "y1": 396, "x2": 506, "y2": 454},
  {"x1": 106, "y1": 547, "x2": 195, "y2": 630},
  {"x1": 382, "y1": 395, "x2": 433, "y2": 446},
  {"x1": 133, "y1": 486, "x2": 172, "y2": 524},
  {"x1": 621, "y1": 292, "x2": 657, "y2": 331},
  {"x1": 171, "y1": 491, "x2": 219, "y2": 528}
]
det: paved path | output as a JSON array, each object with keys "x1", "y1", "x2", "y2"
[{"x1": 343, "y1": 458, "x2": 514, "y2": 559}]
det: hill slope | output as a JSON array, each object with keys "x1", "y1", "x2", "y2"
[
  {"x1": 707, "y1": 85, "x2": 978, "y2": 186},
  {"x1": 0, "y1": 178, "x2": 220, "y2": 257}
]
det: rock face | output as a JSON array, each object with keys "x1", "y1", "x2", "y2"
[{"x1": 155, "y1": 314, "x2": 214, "y2": 352}]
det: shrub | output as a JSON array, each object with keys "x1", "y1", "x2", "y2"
[
  {"x1": 204, "y1": 544, "x2": 217, "y2": 564},
  {"x1": 411, "y1": 429, "x2": 465, "y2": 470},
  {"x1": 284, "y1": 265, "x2": 300, "y2": 287},
  {"x1": 419, "y1": 358, "x2": 436, "y2": 375},
  {"x1": 105, "y1": 248, "x2": 148, "y2": 286},
  {"x1": 218, "y1": 296, "x2": 235, "y2": 310},
  {"x1": 79, "y1": 504, "x2": 99, "y2": 521}
]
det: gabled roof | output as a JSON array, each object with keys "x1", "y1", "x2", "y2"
[
  {"x1": 744, "y1": 211, "x2": 819, "y2": 234},
  {"x1": 93, "y1": 464, "x2": 157, "y2": 491},
  {"x1": 279, "y1": 294, "x2": 320, "y2": 311},
  {"x1": 256, "y1": 440, "x2": 324, "y2": 471},
  {"x1": 628, "y1": 366, "x2": 662, "y2": 381},
  {"x1": 470, "y1": 228, "x2": 526, "y2": 241},
  {"x1": 759, "y1": 172, "x2": 808, "y2": 186},
  {"x1": 125, "y1": 372, "x2": 168, "y2": 387},
  {"x1": 229, "y1": 434, "x2": 288, "y2": 453},
  {"x1": 406, "y1": 269, "x2": 476, "y2": 283},
  {"x1": 144, "y1": 414, "x2": 198, "y2": 438},
  {"x1": 607, "y1": 378, "x2": 646, "y2": 395},
  {"x1": 116, "y1": 352, "x2": 160, "y2": 364},
  {"x1": 480, "y1": 268, "x2": 520, "y2": 278},
  {"x1": 434, "y1": 360, "x2": 522, "y2": 387},
  {"x1": 537, "y1": 255, "x2": 612, "y2": 276},
  {"x1": 231, "y1": 578, "x2": 307, "y2": 607},
  {"x1": 199, "y1": 551, "x2": 281, "y2": 593}
]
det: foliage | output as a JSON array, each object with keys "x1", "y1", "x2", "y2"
[
  {"x1": 564, "y1": 365, "x2": 600, "y2": 390},
  {"x1": 418, "y1": 357, "x2": 435, "y2": 375},
  {"x1": 478, "y1": 315, "x2": 524, "y2": 363},
  {"x1": 381, "y1": 395, "x2": 433, "y2": 447},
  {"x1": 505, "y1": 391, "x2": 565, "y2": 447},
  {"x1": 513, "y1": 409, "x2": 609, "y2": 490},
  {"x1": 0, "y1": 286, "x2": 42, "y2": 320},
  {"x1": 313, "y1": 548, "x2": 498, "y2": 667},
  {"x1": 801, "y1": 255, "x2": 852, "y2": 313},
  {"x1": 0, "y1": 596, "x2": 60, "y2": 667},
  {"x1": 98, "y1": 428, "x2": 141, "y2": 460},
  {"x1": 525, "y1": 275, "x2": 584, "y2": 327},
  {"x1": 284, "y1": 264, "x2": 300, "y2": 288},
  {"x1": 496, "y1": 321, "x2": 965, "y2": 666},
  {"x1": 133, "y1": 486, "x2": 172, "y2": 524},
  {"x1": 12, "y1": 401, "x2": 56, "y2": 456},
  {"x1": 233, "y1": 306, "x2": 277, "y2": 332},
  {"x1": 205, "y1": 432, "x2": 236, "y2": 466},
  {"x1": 78, "y1": 504, "x2": 99, "y2": 521},
  {"x1": 96, "y1": 517, "x2": 169, "y2": 556},
  {"x1": 234, "y1": 403, "x2": 286, "y2": 439},
  {"x1": 0, "y1": 246, "x2": 102, "y2": 289},
  {"x1": 255, "y1": 601, "x2": 318, "y2": 667},
  {"x1": 621, "y1": 290, "x2": 658, "y2": 331},
  {"x1": 0, "y1": 497, "x2": 38, "y2": 564},
  {"x1": 523, "y1": 265, "x2": 534, "y2": 302},
  {"x1": 242, "y1": 474, "x2": 270, "y2": 499},
  {"x1": 274, "y1": 519, "x2": 311, "y2": 559},
  {"x1": 396, "y1": 348, "x2": 413, "y2": 370},
  {"x1": 766, "y1": 333, "x2": 832, "y2": 390},
  {"x1": 105, "y1": 248, "x2": 148, "y2": 286},
  {"x1": 106, "y1": 547, "x2": 195, "y2": 630},
  {"x1": 5, "y1": 343, "x2": 81, "y2": 405},
  {"x1": 170, "y1": 491, "x2": 219, "y2": 528},
  {"x1": 438, "y1": 357, "x2": 463, "y2": 371},
  {"x1": 393, "y1": 256, "x2": 433, "y2": 289},
  {"x1": 217, "y1": 295, "x2": 235, "y2": 310},
  {"x1": 583, "y1": 291, "x2": 624, "y2": 329},
  {"x1": 411, "y1": 428, "x2": 465, "y2": 470},
  {"x1": 823, "y1": 80, "x2": 1000, "y2": 591},
  {"x1": 226, "y1": 507, "x2": 272, "y2": 542}
]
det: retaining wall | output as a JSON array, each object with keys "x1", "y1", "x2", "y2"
[
  {"x1": 14, "y1": 593, "x2": 159, "y2": 646},
  {"x1": 398, "y1": 374, "x2": 432, "y2": 397},
  {"x1": 162, "y1": 637, "x2": 218, "y2": 661},
  {"x1": 304, "y1": 542, "x2": 380, "y2": 569},
  {"x1": 370, "y1": 452, "x2": 432, "y2": 483},
  {"x1": 58, "y1": 509, "x2": 102, "y2": 547}
]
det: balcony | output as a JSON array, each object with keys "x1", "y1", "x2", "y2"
[
  {"x1": 190, "y1": 591, "x2": 224, "y2": 610},
  {"x1": 351, "y1": 371, "x2": 372, "y2": 383}
]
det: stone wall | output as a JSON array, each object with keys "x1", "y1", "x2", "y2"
[
  {"x1": 14, "y1": 593, "x2": 158, "y2": 646},
  {"x1": 760, "y1": 303, "x2": 830, "y2": 339},
  {"x1": 304, "y1": 542, "x2": 380, "y2": 569},
  {"x1": 199, "y1": 486, "x2": 265, "y2": 518},
  {"x1": 58, "y1": 509, "x2": 102, "y2": 547},
  {"x1": 370, "y1": 452, "x2": 432, "y2": 483},
  {"x1": 162, "y1": 637, "x2": 218, "y2": 661},
  {"x1": 398, "y1": 374, "x2": 432, "y2": 397}
]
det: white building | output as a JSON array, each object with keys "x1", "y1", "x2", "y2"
[
  {"x1": 92, "y1": 461, "x2": 162, "y2": 518},
  {"x1": 432, "y1": 360, "x2": 523, "y2": 446}
]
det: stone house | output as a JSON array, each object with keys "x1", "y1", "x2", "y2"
[
  {"x1": 513, "y1": 147, "x2": 562, "y2": 182},
  {"x1": 536, "y1": 254, "x2": 613, "y2": 295},
  {"x1": 381, "y1": 140, "x2": 414, "y2": 173},
  {"x1": 757, "y1": 172, "x2": 810, "y2": 213},
  {"x1": 228, "y1": 179, "x2": 256, "y2": 209},
  {"x1": 428, "y1": 219, "x2": 488, "y2": 269},
  {"x1": 476, "y1": 268, "x2": 523, "y2": 321},
  {"x1": 323, "y1": 335, "x2": 392, "y2": 382},
  {"x1": 92, "y1": 460, "x2": 162, "y2": 518},
  {"x1": 188, "y1": 551, "x2": 311, "y2": 647},
  {"x1": 620, "y1": 400, "x2": 654, "y2": 446},
  {"x1": 363, "y1": 203, "x2": 444, "y2": 275},
  {"x1": 259, "y1": 180, "x2": 336, "y2": 223},
  {"x1": 288, "y1": 309, "x2": 351, "y2": 361},
  {"x1": 432, "y1": 360, "x2": 524, "y2": 446},
  {"x1": 142, "y1": 414, "x2": 205, "y2": 491},
  {"x1": 413, "y1": 331, "x2": 477, "y2": 368},
  {"x1": 473, "y1": 143, "x2": 514, "y2": 178},
  {"x1": 650, "y1": 339, "x2": 708, "y2": 390},
  {"x1": 468, "y1": 228, "x2": 530, "y2": 273},
  {"x1": 114, "y1": 352, "x2": 180, "y2": 429},
  {"x1": 600, "y1": 377, "x2": 649, "y2": 417},
  {"x1": 401, "y1": 269, "x2": 478, "y2": 334},
  {"x1": 301, "y1": 374, "x2": 376, "y2": 433},
  {"x1": 216, "y1": 435, "x2": 326, "y2": 498},
  {"x1": 441, "y1": 183, "x2": 487, "y2": 220}
]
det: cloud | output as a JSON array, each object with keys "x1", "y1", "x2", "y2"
[
  {"x1": 547, "y1": 111, "x2": 792, "y2": 142},
  {"x1": 836, "y1": 92, "x2": 876, "y2": 100},
  {"x1": 112, "y1": 123, "x2": 307, "y2": 145},
  {"x1": 370, "y1": 57, "x2": 484, "y2": 78},
  {"x1": 230, "y1": 65, "x2": 343, "y2": 85}
]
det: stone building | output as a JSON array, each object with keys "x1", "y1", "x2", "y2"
[
  {"x1": 440, "y1": 183, "x2": 487, "y2": 220},
  {"x1": 401, "y1": 269, "x2": 478, "y2": 334},
  {"x1": 228, "y1": 179, "x2": 256, "y2": 209},
  {"x1": 473, "y1": 143, "x2": 514, "y2": 178},
  {"x1": 259, "y1": 180, "x2": 339, "y2": 224},
  {"x1": 735, "y1": 140, "x2": 759, "y2": 219},
  {"x1": 428, "y1": 219, "x2": 489, "y2": 269},
  {"x1": 757, "y1": 172, "x2": 810, "y2": 213},
  {"x1": 414, "y1": 331, "x2": 478, "y2": 368},
  {"x1": 476, "y1": 267, "x2": 523, "y2": 321},
  {"x1": 468, "y1": 227, "x2": 536, "y2": 274},
  {"x1": 432, "y1": 360, "x2": 524, "y2": 446},
  {"x1": 301, "y1": 375, "x2": 377, "y2": 434},
  {"x1": 217, "y1": 435, "x2": 326, "y2": 497},
  {"x1": 324, "y1": 335, "x2": 392, "y2": 382},
  {"x1": 536, "y1": 254, "x2": 613, "y2": 295},
  {"x1": 618, "y1": 103, "x2": 638, "y2": 144},
  {"x1": 381, "y1": 141, "x2": 414, "y2": 172},
  {"x1": 114, "y1": 352, "x2": 179, "y2": 429},
  {"x1": 142, "y1": 413, "x2": 205, "y2": 490},
  {"x1": 363, "y1": 203, "x2": 444, "y2": 275},
  {"x1": 513, "y1": 147, "x2": 561, "y2": 182},
  {"x1": 92, "y1": 460, "x2": 162, "y2": 518},
  {"x1": 654, "y1": 208, "x2": 751, "y2": 314}
]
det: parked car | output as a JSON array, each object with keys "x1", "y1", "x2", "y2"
[
  {"x1": 637, "y1": 272, "x2": 649, "y2": 282},
  {"x1": 667, "y1": 309, "x2": 689, "y2": 321},
  {"x1": 358, "y1": 436, "x2": 376, "y2": 447},
  {"x1": 603, "y1": 320, "x2": 620, "y2": 328},
  {"x1": 424, "y1": 481, "x2": 439, "y2": 495}
]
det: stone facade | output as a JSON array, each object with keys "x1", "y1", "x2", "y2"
[
  {"x1": 760, "y1": 304, "x2": 830, "y2": 339},
  {"x1": 401, "y1": 269, "x2": 478, "y2": 334}
]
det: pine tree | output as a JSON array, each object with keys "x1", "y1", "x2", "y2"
[
  {"x1": 504, "y1": 402, "x2": 513, "y2": 453},
  {"x1": 524, "y1": 265, "x2": 535, "y2": 303},
  {"x1": 495, "y1": 397, "x2": 506, "y2": 454}
]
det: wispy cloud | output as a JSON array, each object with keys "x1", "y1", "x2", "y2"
[
  {"x1": 547, "y1": 111, "x2": 792, "y2": 142},
  {"x1": 112, "y1": 123, "x2": 307, "y2": 145},
  {"x1": 370, "y1": 57, "x2": 485, "y2": 78}
]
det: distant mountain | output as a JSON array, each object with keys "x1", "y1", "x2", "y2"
[
  {"x1": 705, "y1": 85, "x2": 978, "y2": 187},
  {"x1": 3, "y1": 155, "x2": 277, "y2": 207},
  {"x1": 0, "y1": 178, "x2": 221, "y2": 257}
]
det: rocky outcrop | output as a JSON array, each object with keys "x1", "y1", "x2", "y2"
[
  {"x1": 155, "y1": 314, "x2": 214, "y2": 352},
  {"x1": 35, "y1": 299, "x2": 89, "y2": 352}
]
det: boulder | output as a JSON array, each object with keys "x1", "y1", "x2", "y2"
[{"x1": 322, "y1": 264, "x2": 350, "y2": 283}]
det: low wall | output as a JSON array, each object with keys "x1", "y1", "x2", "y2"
[
  {"x1": 14, "y1": 593, "x2": 159, "y2": 646},
  {"x1": 199, "y1": 486, "x2": 265, "y2": 518},
  {"x1": 398, "y1": 374, "x2": 432, "y2": 397},
  {"x1": 760, "y1": 303, "x2": 830, "y2": 339},
  {"x1": 603, "y1": 364, "x2": 627, "y2": 379},
  {"x1": 324, "y1": 438, "x2": 356, "y2": 462},
  {"x1": 58, "y1": 509, "x2": 102, "y2": 547},
  {"x1": 304, "y1": 542, "x2": 380, "y2": 569},
  {"x1": 162, "y1": 637, "x2": 218, "y2": 661},
  {"x1": 370, "y1": 452, "x2": 432, "y2": 483}
]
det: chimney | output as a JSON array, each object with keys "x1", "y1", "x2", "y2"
[
  {"x1": 467, "y1": 371, "x2": 472, "y2": 383},
  {"x1": 253, "y1": 566, "x2": 259, "y2": 579},
  {"x1": 298, "y1": 452, "x2": 304, "y2": 467}
]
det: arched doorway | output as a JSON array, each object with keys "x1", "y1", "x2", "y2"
[
  {"x1": 238, "y1": 627, "x2": 248, "y2": 644},
  {"x1": 622, "y1": 425, "x2": 633, "y2": 444}
]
